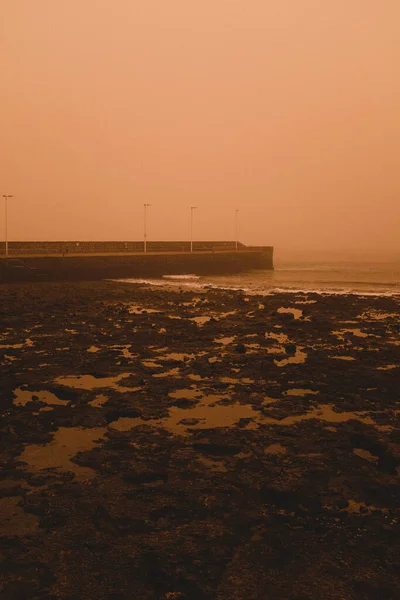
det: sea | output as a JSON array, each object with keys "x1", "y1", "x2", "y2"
[{"x1": 119, "y1": 261, "x2": 400, "y2": 297}]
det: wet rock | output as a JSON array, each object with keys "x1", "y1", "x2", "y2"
[
  {"x1": 179, "y1": 418, "x2": 200, "y2": 426},
  {"x1": 123, "y1": 470, "x2": 168, "y2": 484},
  {"x1": 378, "y1": 454, "x2": 399, "y2": 475},
  {"x1": 235, "y1": 344, "x2": 247, "y2": 354},
  {"x1": 43, "y1": 386, "x2": 81, "y2": 401},
  {"x1": 171, "y1": 399, "x2": 197, "y2": 408},
  {"x1": 285, "y1": 344, "x2": 297, "y2": 354},
  {"x1": 105, "y1": 408, "x2": 141, "y2": 423},
  {"x1": 193, "y1": 442, "x2": 242, "y2": 456}
]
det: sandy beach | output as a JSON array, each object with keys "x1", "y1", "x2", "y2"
[{"x1": 0, "y1": 280, "x2": 399, "y2": 599}]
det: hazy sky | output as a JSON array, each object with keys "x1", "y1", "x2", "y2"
[{"x1": 1, "y1": 1, "x2": 399, "y2": 259}]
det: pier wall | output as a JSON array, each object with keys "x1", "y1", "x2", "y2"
[
  {"x1": 0, "y1": 247, "x2": 273, "y2": 283},
  {"x1": 0, "y1": 242, "x2": 273, "y2": 282},
  {"x1": 2, "y1": 240, "x2": 245, "y2": 255}
]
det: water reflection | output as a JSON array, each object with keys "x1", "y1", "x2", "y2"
[
  {"x1": 274, "y1": 348, "x2": 307, "y2": 367},
  {"x1": 13, "y1": 388, "x2": 69, "y2": 407},
  {"x1": 55, "y1": 374, "x2": 141, "y2": 393},
  {"x1": 190, "y1": 316, "x2": 211, "y2": 326},
  {"x1": 19, "y1": 427, "x2": 107, "y2": 480},
  {"x1": 214, "y1": 336, "x2": 236, "y2": 346},
  {"x1": 277, "y1": 307, "x2": 303, "y2": 320},
  {"x1": 284, "y1": 388, "x2": 319, "y2": 397},
  {"x1": 168, "y1": 387, "x2": 202, "y2": 400},
  {"x1": 89, "y1": 394, "x2": 109, "y2": 408},
  {"x1": 128, "y1": 305, "x2": 160, "y2": 314}
]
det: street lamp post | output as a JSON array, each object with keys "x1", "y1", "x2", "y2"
[
  {"x1": 2, "y1": 195, "x2": 13, "y2": 256},
  {"x1": 190, "y1": 206, "x2": 197, "y2": 252},
  {"x1": 143, "y1": 203, "x2": 151, "y2": 253},
  {"x1": 235, "y1": 209, "x2": 239, "y2": 251}
]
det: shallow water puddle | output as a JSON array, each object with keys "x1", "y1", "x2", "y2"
[
  {"x1": 161, "y1": 399, "x2": 257, "y2": 435},
  {"x1": 263, "y1": 396, "x2": 279, "y2": 405},
  {"x1": 108, "y1": 393, "x2": 255, "y2": 435},
  {"x1": 2, "y1": 354, "x2": 18, "y2": 362},
  {"x1": 107, "y1": 400, "x2": 389, "y2": 436},
  {"x1": 377, "y1": 364, "x2": 398, "y2": 371},
  {"x1": 353, "y1": 448, "x2": 378, "y2": 463},
  {"x1": 153, "y1": 368, "x2": 181, "y2": 378},
  {"x1": 19, "y1": 427, "x2": 107, "y2": 480},
  {"x1": 261, "y1": 404, "x2": 384, "y2": 429},
  {"x1": 190, "y1": 316, "x2": 211, "y2": 327},
  {"x1": 358, "y1": 310, "x2": 398, "y2": 321},
  {"x1": 275, "y1": 348, "x2": 307, "y2": 367},
  {"x1": 188, "y1": 374, "x2": 208, "y2": 381},
  {"x1": 220, "y1": 376, "x2": 255, "y2": 385},
  {"x1": 266, "y1": 346, "x2": 286, "y2": 355},
  {"x1": 220, "y1": 311, "x2": 237, "y2": 318},
  {"x1": 169, "y1": 387, "x2": 202, "y2": 400},
  {"x1": 142, "y1": 360, "x2": 163, "y2": 368},
  {"x1": 158, "y1": 352, "x2": 196, "y2": 362},
  {"x1": 329, "y1": 356, "x2": 356, "y2": 361},
  {"x1": 89, "y1": 394, "x2": 109, "y2": 408},
  {"x1": 284, "y1": 388, "x2": 319, "y2": 397},
  {"x1": 346, "y1": 500, "x2": 386, "y2": 514},
  {"x1": 197, "y1": 456, "x2": 228, "y2": 472},
  {"x1": 109, "y1": 417, "x2": 145, "y2": 432},
  {"x1": 265, "y1": 331, "x2": 289, "y2": 344},
  {"x1": 128, "y1": 305, "x2": 160, "y2": 314},
  {"x1": 110, "y1": 344, "x2": 137, "y2": 360},
  {"x1": 323, "y1": 499, "x2": 388, "y2": 515},
  {"x1": 245, "y1": 343, "x2": 261, "y2": 351},
  {"x1": 87, "y1": 346, "x2": 100, "y2": 353},
  {"x1": 208, "y1": 356, "x2": 223, "y2": 364},
  {"x1": 333, "y1": 328, "x2": 370, "y2": 340},
  {"x1": 278, "y1": 307, "x2": 303, "y2": 320},
  {"x1": 0, "y1": 338, "x2": 34, "y2": 349},
  {"x1": 13, "y1": 388, "x2": 69, "y2": 407},
  {"x1": 55, "y1": 374, "x2": 141, "y2": 393},
  {"x1": 214, "y1": 336, "x2": 236, "y2": 346}
]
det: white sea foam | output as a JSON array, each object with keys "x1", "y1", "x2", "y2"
[
  {"x1": 163, "y1": 274, "x2": 201, "y2": 281},
  {"x1": 111, "y1": 261, "x2": 400, "y2": 298}
]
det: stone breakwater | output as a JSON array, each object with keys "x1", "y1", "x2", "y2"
[
  {"x1": 0, "y1": 281, "x2": 399, "y2": 599},
  {"x1": 2, "y1": 240, "x2": 252, "y2": 255},
  {"x1": 0, "y1": 247, "x2": 274, "y2": 283}
]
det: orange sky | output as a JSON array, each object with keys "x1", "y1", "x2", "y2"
[{"x1": 1, "y1": 1, "x2": 399, "y2": 259}]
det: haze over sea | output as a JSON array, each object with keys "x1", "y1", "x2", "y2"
[{"x1": 123, "y1": 260, "x2": 400, "y2": 296}]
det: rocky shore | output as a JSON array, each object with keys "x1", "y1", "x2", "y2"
[{"x1": 0, "y1": 280, "x2": 399, "y2": 599}]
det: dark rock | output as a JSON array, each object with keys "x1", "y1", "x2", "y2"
[
  {"x1": 285, "y1": 344, "x2": 297, "y2": 354},
  {"x1": 123, "y1": 470, "x2": 168, "y2": 484},
  {"x1": 105, "y1": 408, "x2": 141, "y2": 423},
  {"x1": 179, "y1": 418, "x2": 200, "y2": 426},
  {"x1": 193, "y1": 442, "x2": 242, "y2": 456},
  {"x1": 235, "y1": 344, "x2": 247, "y2": 354}
]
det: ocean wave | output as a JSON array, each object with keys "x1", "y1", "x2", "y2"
[
  {"x1": 162, "y1": 274, "x2": 201, "y2": 280},
  {"x1": 112, "y1": 278, "x2": 400, "y2": 297}
]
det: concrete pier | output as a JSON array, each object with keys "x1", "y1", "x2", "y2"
[{"x1": 0, "y1": 243, "x2": 273, "y2": 282}]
